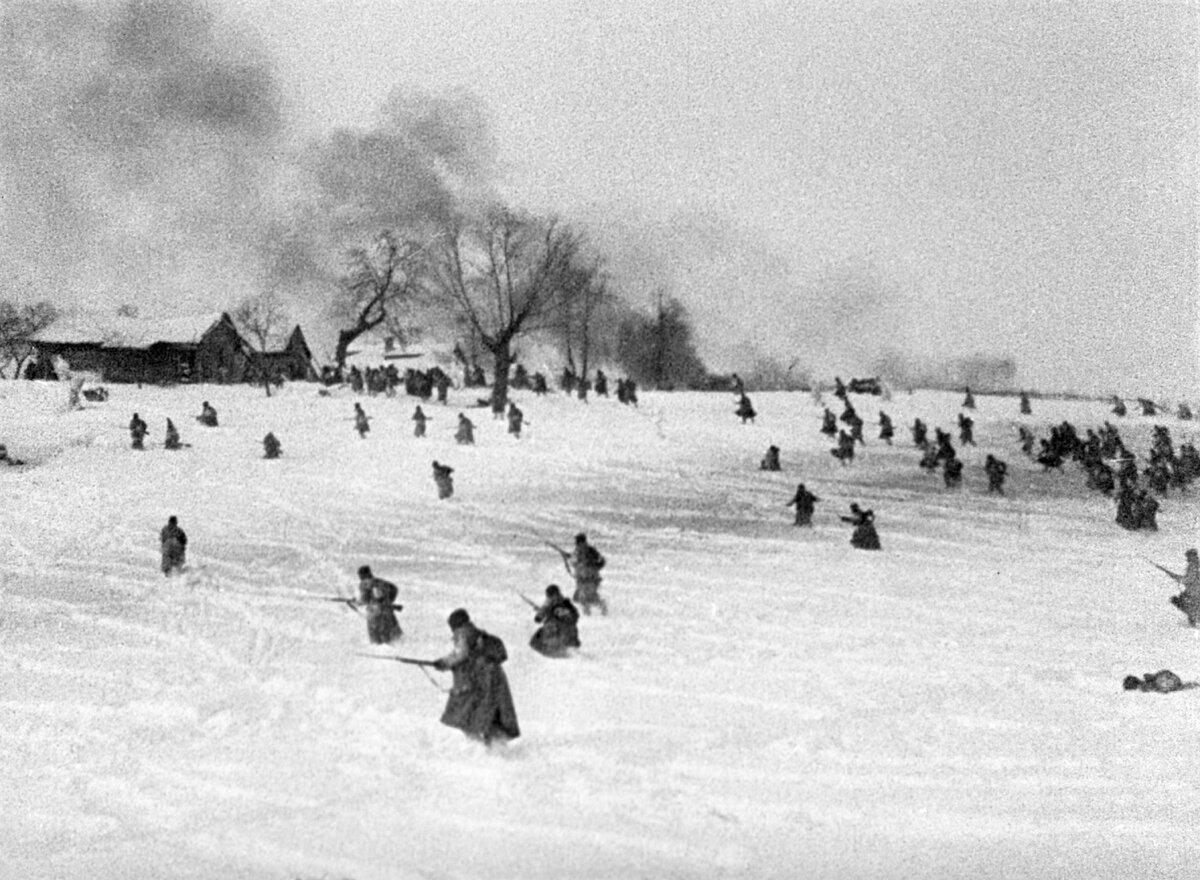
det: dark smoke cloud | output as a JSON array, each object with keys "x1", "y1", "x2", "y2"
[{"x1": 0, "y1": 0, "x2": 283, "y2": 316}]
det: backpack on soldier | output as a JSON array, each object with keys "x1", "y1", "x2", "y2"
[
  {"x1": 585, "y1": 546, "x2": 606, "y2": 570},
  {"x1": 475, "y1": 629, "x2": 508, "y2": 664}
]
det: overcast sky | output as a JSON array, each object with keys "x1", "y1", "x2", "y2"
[{"x1": 6, "y1": 1, "x2": 1196, "y2": 397}]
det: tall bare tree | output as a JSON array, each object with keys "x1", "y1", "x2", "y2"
[
  {"x1": 553, "y1": 259, "x2": 609, "y2": 398},
  {"x1": 233, "y1": 290, "x2": 288, "y2": 396},
  {"x1": 332, "y1": 230, "x2": 427, "y2": 370},
  {"x1": 427, "y1": 206, "x2": 581, "y2": 414},
  {"x1": 0, "y1": 300, "x2": 60, "y2": 379}
]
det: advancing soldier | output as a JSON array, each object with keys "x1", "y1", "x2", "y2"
[
  {"x1": 760, "y1": 445, "x2": 781, "y2": 471},
  {"x1": 594, "y1": 370, "x2": 609, "y2": 397},
  {"x1": 787, "y1": 483, "x2": 820, "y2": 526},
  {"x1": 263, "y1": 432, "x2": 282, "y2": 459},
  {"x1": 568, "y1": 533, "x2": 608, "y2": 615},
  {"x1": 353, "y1": 402, "x2": 370, "y2": 438},
  {"x1": 1134, "y1": 490, "x2": 1159, "y2": 531},
  {"x1": 160, "y1": 515, "x2": 187, "y2": 576},
  {"x1": 164, "y1": 418, "x2": 182, "y2": 450},
  {"x1": 432, "y1": 460, "x2": 454, "y2": 500},
  {"x1": 1112, "y1": 397, "x2": 1127, "y2": 417},
  {"x1": 1163, "y1": 548, "x2": 1200, "y2": 626},
  {"x1": 435, "y1": 372, "x2": 451, "y2": 404},
  {"x1": 831, "y1": 429, "x2": 855, "y2": 465},
  {"x1": 957, "y1": 413, "x2": 975, "y2": 446},
  {"x1": 412, "y1": 405, "x2": 428, "y2": 438},
  {"x1": 1019, "y1": 391, "x2": 1032, "y2": 415},
  {"x1": 985, "y1": 454, "x2": 1008, "y2": 494},
  {"x1": 529, "y1": 584, "x2": 581, "y2": 658},
  {"x1": 1123, "y1": 670, "x2": 1197, "y2": 693},
  {"x1": 735, "y1": 393, "x2": 756, "y2": 424},
  {"x1": 129, "y1": 413, "x2": 148, "y2": 450},
  {"x1": 878, "y1": 412, "x2": 894, "y2": 445},
  {"x1": 911, "y1": 418, "x2": 928, "y2": 448},
  {"x1": 197, "y1": 401, "x2": 218, "y2": 427},
  {"x1": 841, "y1": 503, "x2": 881, "y2": 550},
  {"x1": 507, "y1": 402, "x2": 524, "y2": 438},
  {"x1": 962, "y1": 387, "x2": 976, "y2": 409},
  {"x1": 454, "y1": 413, "x2": 475, "y2": 445},
  {"x1": 942, "y1": 455, "x2": 964, "y2": 489},
  {"x1": 820, "y1": 408, "x2": 838, "y2": 436},
  {"x1": 357, "y1": 565, "x2": 402, "y2": 644},
  {"x1": 433, "y1": 609, "x2": 520, "y2": 745}
]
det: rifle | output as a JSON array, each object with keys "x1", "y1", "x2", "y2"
[
  {"x1": 507, "y1": 584, "x2": 539, "y2": 610},
  {"x1": 357, "y1": 654, "x2": 440, "y2": 668},
  {"x1": 544, "y1": 540, "x2": 573, "y2": 576},
  {"x1": 310, "y1": 597, "x2": 404, "y2": 613},
  {"x1": 1146, "y1": 560, "x2": 1183, "y2": 585}
]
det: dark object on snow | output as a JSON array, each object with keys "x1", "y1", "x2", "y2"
[
  {"x1": 1019, "y1": 391, "x2": 1032, "y2": 415},
  {"x1": 164, "y1": 419, "x2": 182, "y2": 450},
  {"x1": 354, "y1": 403, "x2": 370, "y2": 438},
  {"x1": 412, "y1": 405, "x2": 428, "y2": 438},
  {"x1": 434, "y1": 610, "x2": 520, "y2": 744},
  {"x1": 129, "y1": 413, "x2": 148, "y2": 449},
  {"x1": 570, "y1": 533, "x2": 607, "y2": 615},
  {"x1": 263, "y1": 432, "x2": 282, "y2": 459},
  {"x1": 1123, "y1": 670, "x2": 1196, "y2": 693},
  {"x1": 841, "y1": 503, "x2": 881, "y2": 550},
  {"x1": 985, "y1": 454, "x2": 1008, "y2": 494},
  {"x1": 160, "y1": 516, "x2": 187, "y2": 576},
  {"x1": 847, "y1": 377, "x2": 882, "y2": 395},
  {"x1": 357, "y1": 565, "x2": 402, "y2": 644},
  {"x1": 82, "y1": 387, "x2": 109, "y2": 402},
  {"x1": 878, "y1": 412, "x2": 894, "y2": 445},
  {"x1": 736, "y1": 393, "x2": 756, "y2": 424},
  {"x1": 455, "y1": 413, "x2": 475, "y2": 445},
  {"x1": 760, "y1": 445, "x2": 781, "y2": 471},
  {"x1": 787, "y1": 483, "x2": 820, "y2": 526},
  {"x1": 432, "y1": 461, "x2": 454, "y2": 500},
  {"x1": 942, "y1": 456, "x2": 964, "y2": 489},
  {"x1": 962, "y1": 387, "x2": 976, "y2": 409},
  {"x1": 0, "y1": 443, "x2": 27, "y2": 466},
  {"x1": 197, "y1": 401, "x2": 218, "y2": 427},
  {"x1": 530, "y1": 584, "x2": 581, "y2": 658}
]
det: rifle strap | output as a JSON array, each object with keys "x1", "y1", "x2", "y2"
[{"x1": 419, "y1": 665, "x2": 450, "y2": 693}]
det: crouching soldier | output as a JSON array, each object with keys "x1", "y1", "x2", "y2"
[
  {"x1": 529, "y1": 584, "x2": 581, "y2": 658},
  {"x1": 760, "y1": 444, "x2": 781, "y2": 471},
  {"x1": 164, "y1": 418, "x2": 182, "y2": 450},
  {"x1": 433, "y1": 609, "x2": 520, "y2": 745},
  {"x1": 841, "y1": 503, "x2": 881, "y2": 550},
  {"x1": 569, "y1": 532, "x2": 608, "y2": 615},
  {"x1": 197, "y1": 401, "x2": 218, "y2": 427},
  {"x1": 820, "y1": 408, "x2": 837, "y2": 436},
  {"x1": 942, "y1": 455, "x2": 964, "y2": 489},
  {"x1": 357, "y1": 565, "x2": 402, "y2": 644},
  {"x1": 1123, "y1": 670, "x2": 1197, "y2": 693},
  {"x1": 263, "y1": 432, "x2": 282, "y2": 459},
  {"x1": 432, "y1": 460, "x2": 454, "y2": 499},
  {"x1": 160, "y1": 515, "x2": 187, "y2": 576},
  {"x1": 129, "y1": 413, "x2": 148, "y2": 450},
  {"x1": 787, "y1": 483, "x2": 820, "y2": 526}
]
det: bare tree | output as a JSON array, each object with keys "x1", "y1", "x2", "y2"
[
  {"x1": 233, "y1": 290, "x2": 288, "y2": 396},
  {"x1": 0, "y1": 300, "x2": 60, "y2": 379},
  {"x1": 427, "y1": 206, "x2": 581, "y2": 414},
  {"x1": 332, "y1": 230, "x2": 428, "y2": 370},
  {"x1": 553, "y1": 259, "x2": 609, "y2": 398}
]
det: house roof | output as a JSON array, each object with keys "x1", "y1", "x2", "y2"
[{"x1": 31, "y1": 312, "x2": 235, "y2": 349}]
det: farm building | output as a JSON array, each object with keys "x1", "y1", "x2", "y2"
[
  {"x1": 28, "y1": 312, "x2": 253, "y2": 384},
  {"x1": 253, "y1": 326, "x2": 319, "y2": 382}
]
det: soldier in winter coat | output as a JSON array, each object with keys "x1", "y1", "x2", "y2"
[
  {"x1": 1165, "y1": 549, "x2": 1200, "y2": 626},
  {"x1": 1112, "y1": 397, "x2": 1127, "y2": 417},
  {"x1": 820, "y1": 408, "x2": 838, "y2": 436},
  {"x1": 507, "y1": 402, "x2": 524, "y2": 438},
  {"x1": 129, "y1": 413, "x2": 148, "y2": 450},
  {"x1": 434, "y1": 609, "x2": 520, "y2": 745},
  {"x1": 841, "y1": 504, "x2": 881, "y2": 550},
  {"x1": 197, "y1": 402, "x2": 218, "y2": 427},
  {"x1": 878, "y1": 412, "x2": 894, "y2": 445},
  {"x1": 529, "y1": 585, "x2": 581, "y2": 658},
  {"x1": 911, "y1": 418, "x2": 928, "y2": 448},
  {"x1": 412, "y1": 405, "x2": 428, "y2": 438},
  {"x1": 160, "y1": 515, "x2": 187, "y2": 575},
  {"x1": 164, "y1": 419, "x2": 182, "y2": 450},
  {"x1": 942, "y1": 455, "x2": 964, "y2": 489},
  {"x1": 432, "y1": 460, "x2": 454, "y2": 500},
  {"x1": 354, "y1": 403, "x2": 370, "y2": 438},
  {"x1": 357, "y1": 565, "x2": 401, "y2": 644},
  {"x1": 735, "y1": 393, "x2": 756, "y2": 424},
  {"x1": 957, "y1": 413, "x2": 975, "y2": 446},
  {"x1": 831, "y1": 429, "x2": 854, "y2": 465},
  {"x1": 985, "y1": 455, "x2": 1008, "y2": 494},
  {"x1": 454, "y1": 413, "x2": 475, "y2": 445},
  {"x1": 760, "y1": 445, "x2": 781, "y2": 471},
  {"x1": 962, "y1": 387, "x2": 976, "y2": 409},
  {"x1": 569, "y1": 533, "x2": 607, "y2": 615},
  {"x1": 1019, "y1": 392, "x2": 1032, "y2": 415},
  {"x1": 263, "y1": 432, "x2": 282, "y2": 459},
  {"x1": 787, "y1": 483, "x2": 820, "y2": 526}
]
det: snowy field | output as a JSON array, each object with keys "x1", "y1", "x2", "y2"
[{"x1": 2, "y1": 377, "x2": 1199, "y2": 880}]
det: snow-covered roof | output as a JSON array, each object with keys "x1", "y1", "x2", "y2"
[{"x1": 30, "y1": 312, "x2": 233, "y2": 348}]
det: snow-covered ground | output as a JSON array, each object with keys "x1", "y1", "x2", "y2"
[{"x1": 2, "y1": 377, "x2": 1198, "y2": 880}]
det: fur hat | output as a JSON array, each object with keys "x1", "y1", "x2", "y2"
[
  {"x1": 357, "y1": 565, "x2": 372, "y2": 579},
  {"x1": 448, "y1": 608, "x2": 470, "y2": 629},
  {"x1": 575, "y1": 533, "x2": 587, "y2": 544},
  {"x1": 1122, "y1": 675, "x2": 1143, "y2": 691},
  {"x1": 546, "y1": 584, "x2": 562, "y2": 597}
]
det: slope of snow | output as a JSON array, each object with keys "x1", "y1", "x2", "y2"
[{"x1": 2, "y1": 379, "x2": 1198, "y2": 879}]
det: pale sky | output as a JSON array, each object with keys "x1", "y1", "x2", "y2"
[{"x1": 6, "y1": 1, "x2": 1197, "y2": 397}]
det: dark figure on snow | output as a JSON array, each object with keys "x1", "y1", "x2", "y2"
[
  {"x1": 160, "y1": 515, "x2": 187, "y2": 576},
  {"x1": 911, "y1": 418, "x2": 928, "y2": 448},
  {"x1": 1037, "y1": 440, "x2": 1064, "y2": 472},
  {"x1": 507, "y1": 402, "x2": 524, "y2": 438},
  {"x1": 1139, "y1": 398, "x2": 1157, "y2": 417},
  {"x1": 435, "y1": 372, "x2": 451, "y2": 404},
  {"x1": 942, "y1": 455, "x2": 964, "y2": 489},
  {"x1": 529, "y1": 584, "x2": 581, "y2": 658},
  {"x1": 569, "y1": 533, "x2": 607, "y2": 615},
  {"x1": 833, "y1": 376, "x2": 847, "y2": 400},
  {"x1": 455, "y1": 413, "x2": 475, "y2": 445},
  {"x1": 129, "y1": 413, "x2": 148, "y2": 450},
  {"x1": 760, "y1": 445, "x2": 781, "y2": 471},
  {"x1": 1019, "y1": 391, "x2": 1032, "y2": 416},
  {"x1": 787, "y1": 483, "x2": 820, "y2": 526},
  {"x1": 432, "y1": 460, "x2": 454, "y2": 500},
  {"x1": 962, "y1": 387, "x2": 976, "y2": 409},
  {"x1": 412, "y1": 405, "x2": 428, "y2": 438},
  {"x1": 357, "y1": 565, "x2": 402, "y2": 644},
  {"x1": 820, "y1": 408, "x2": 838, "y2": 436},
  {"x1": 197, "y1": 401, "x2": 218, "y2": 427},
  {"x1": 1178, "y1": 403, "x2": 1193, "y2": 421},
  {"x1": 532, "y1": 372, "x2": 549, "y2": 396},
  {"x1": 878, "y1": 412, "x2": 894, "y2": 445},
  {"x1": 354, "y1": 403, "x2": 370, "y2": 438},
  {"x1": 164, "y1": 419, "x2": 182, "y2": 451},
  {"x1": 841, "y1": 503, "x2": 881, "y2": 550},
  {"x1": 831, "y1": 429, "x2": 855, "y2": 465},
  {"x1": 957, "y1": 413, "x2": 975, "y2": 446},
  {"x1": 984, "y1": 455, "x2": 1008, "y2": 494},
  {"x1": 919, "y1": 444, "x2": 941, "y2": 471},
  {"x1": 0, "y1": 443, "x2": 26, "y2": 466},
  {"x1": 1018, "y1": 426, "x2": 1036, "y2": 457},
  {"x1": 625, "y1": 379, "x2": 639, "y2": 407},
  {"x1": 736, "y1": 393, "x2": 756, "y2": 424},
  {"x1": 1134, "y1": 490, "x2": 1159, "y2": 531},
  {"x1": 594, "y1": 370, "x2": 609, "y2": 397},
  {"x1": 1112, "y1": 397, "x2": 1127, "y2": 417},
  {"x1": 434, "y1": 609, "x2": 520, "y2": 745},
  {"x1": 1164, "y1": 548, "x2": 1200, "y2": 627},
  {"x1": 1123, "y1": 670, "x2": 1197, "y2": 693},
  {"x1": 847, "y1": 411, "x2": 866, "y2": 446},
  {"x1": 263, "y1": 432, "x2": 282, "y2": 459}
]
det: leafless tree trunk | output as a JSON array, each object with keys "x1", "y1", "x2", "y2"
[
  {"x1": 233, "y1": 290, "x2": 288, "y2": 397},
  {"x1": 333, "y1": 231, "x2": 428, "y2": 370}
]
